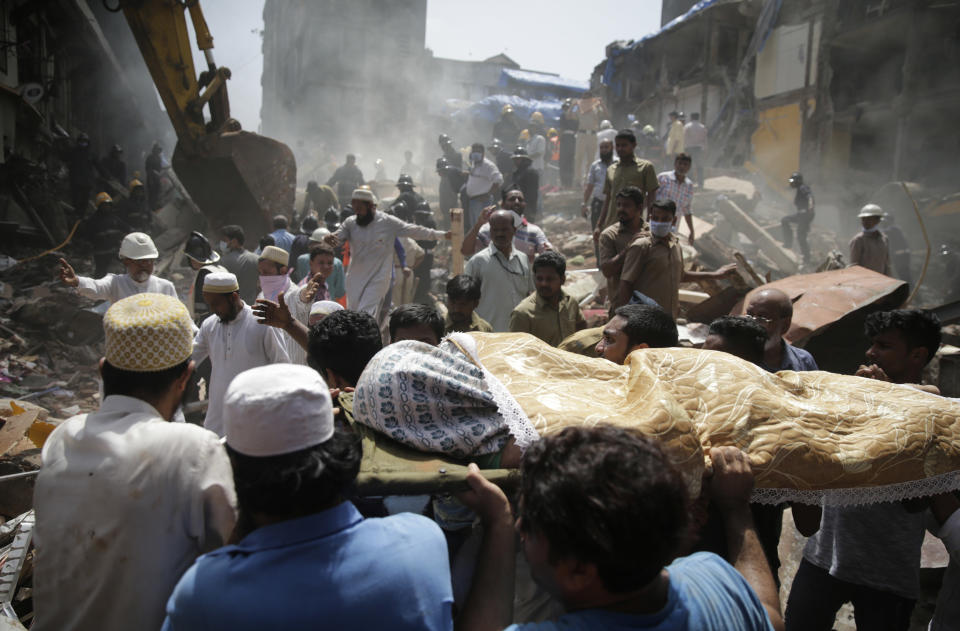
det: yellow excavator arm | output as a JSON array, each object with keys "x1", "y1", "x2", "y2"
[{"x1": 120, "y1": 0, "x2": 295, "y2": 238}]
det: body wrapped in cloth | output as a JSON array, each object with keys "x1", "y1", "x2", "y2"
[{"x1": 353, "y1": 332, "x2": 960, "y2": 505}]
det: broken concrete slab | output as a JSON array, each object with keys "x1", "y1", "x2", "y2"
[{"x1": 714, "y1": 197, "x2": 798, "y2": 275}]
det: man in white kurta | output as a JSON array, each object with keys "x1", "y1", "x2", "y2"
[
  {"x1": 193, "y1": 272, "x2": 290, "y2": 436},
  {"x1": 256, "y1": 245, "x2": 313, "y2": 365},
  {"x1": 58, "y1": 231, "x2": 178, "y2": 304},
  {"x1": 32, "y1": 293, "x2": 237, "y2": 631},
  {"x1": 326, "y1": 187, "x2": 448, "y2": 329}
]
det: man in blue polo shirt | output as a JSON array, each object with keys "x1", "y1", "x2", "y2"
[
  {"x1": 162, "y1": 363, "x2": 453, "y2": 630},
  {"x1": 745, "y1": 288, "x2": 818, "y2": 372}
]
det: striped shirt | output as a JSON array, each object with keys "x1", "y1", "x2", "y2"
[
  {"x1": 477, "y1": 220, "x2": 553, "y2": 260},
  {"x1": 657, "y1": 170, "x2": 695, "y2": 217}
]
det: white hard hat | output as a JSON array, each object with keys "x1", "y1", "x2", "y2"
[
  {"x1": 118, "y1": 232, "x2": 159, "y2": 260},
  {"x1": 309, "y1": 227, "x2": 331, "y2": 243},
  {"x1": 599, "y1": 119, "x2": 613, "y2": 130},
  {"x1": 857, "y1": 203, "x2": 885, "y2": 218}
]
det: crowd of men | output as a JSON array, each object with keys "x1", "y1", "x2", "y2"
[{"x1": 31, "y1": 118, "x2": 958, "y2": 631}]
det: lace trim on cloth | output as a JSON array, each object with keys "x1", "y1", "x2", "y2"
[
  {"x1": 445, "y1": 333, "x2": 540, "y2": 452},
  {"x1": 752, "y1": 471, "x2": 960, "y2": 506}
]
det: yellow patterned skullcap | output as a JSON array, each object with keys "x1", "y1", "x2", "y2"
[
  {"x1": 259, "y1": 245, "x2": 289, "y2": 267},
  {"x1": 103, "y1": 293, "x2": 194, "y2": 372}
]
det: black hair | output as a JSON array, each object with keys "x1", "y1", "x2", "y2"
[
  {"x1": 502, "y1": 186, "x2": 524, "y2": 203},
  {"x1": 707, "y1": 316, "x2": 767, "y2": 365},
  {"x1": 615, "y1": 129, "x2": 637, "y2": 144},
  {"x1": 447, "y1": 274, "x2": 481, "y2": 302},
  {"x1": 675, "y1": 152, "x2": 692, "y2": 164},
  {"x1": 101, "y1": 358, "x2": 191, "y2": 400},
  {"x1": 307, "y1": 310, "x2": 382, "y2": 386},
  {"x1": 389, "y1": 303, "x2": 444, "y2": 343},
  {"x1": 690, "y1": 112, "x2": 700, "y2": 121},
  {"x1": 532, "y1": 250, "x2": 566, "y2": 276},
  {"x1": 519, "y1": 425, "x2": 689, "y2": 592},
  {"x1": 651, "y1": 199, "x2": 677, "y2": 216},
  {"x1": 615, "y1": 186, "x2": 644, "y2": 208},
  {"x1": 471, "y1": 142, "x2": 485, "y2": 152},
  {"x1": 346, "y1": 153, "x2": 356, "y2": 162},
  {"x1": 228, "y1": 424, "x2": 361, "y2": 532},
  {"x1": 301, "y1": 215, "x2": 319, "y2": 233},
  {"x1": 221, "y1": 224, "x2": 245, "y2": 246},
  {"x1": 309, "y1": 243, "x2": 336, "y2": 260},
  {"x1": 272, "y1": 215, "x2": 288, "y2": 229},
  {"x1": 258, "y1": 234, "x2": 275, "y2": 251},
  {"x1": 613, "y1": 304, "x2": 678, "y2": 348},
  {"x1": 864, "y1": 309, "x2": 941, "y2": 366}
]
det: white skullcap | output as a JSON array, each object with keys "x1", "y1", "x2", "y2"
[
  {"x1": 351, "y1": 187, "x2": 377, "y2": 203},
  {"x1": 103, "y1": 293, "x2": 193, "y2": 371},
  {"x1": 259, "y1": 245, "x2": 289, "y2": 267},
  {"x1": 203, "y1": 271, "x2": 239, "y2": 294},
  {"x1": 310, "y1": 300, "x2": 344, "y2": 318},
  {"x1": 224, "y1": 364, "x2": 335, "y2": 457}
]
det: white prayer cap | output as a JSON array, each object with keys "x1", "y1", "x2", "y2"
[
  {"x1": 310, "y1": 300, "x2": 344, "y2": 318},
  {"x1": 202, "y1": 271, "x2": 239, "y2": 294},
  {"x1": 351, "y1": 186, "x2": 377, "y2": 204},
  {"x1": 259, "y1": 245, "x2": 289, "y2": 267},
  {"x1": 224, "y1": 364, "x2": 335, "y2": 457}
]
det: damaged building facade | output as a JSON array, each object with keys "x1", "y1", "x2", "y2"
[
  {"x1": 595, "y1": 0, "x2": 960, "y2": 241},
  {"x1": 0, "y1": 0, "x2": 171, "y2": 244}
]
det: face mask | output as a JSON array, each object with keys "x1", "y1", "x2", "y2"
[
  {"x1": 218, "y1": 240, "x2": 228, "y2": 252},
  {"x1": 470, "y1": 152, "x2": 482, "y2": 164},
  {"x1": 649, "y1": 221, "x2": 673, "y2": 238},
  {"x1": 259, "y1": 274, "x2": 289, "y2": 301},
  {"x1": 863, "y1": 226, "x2": 879, "y2": 233}
]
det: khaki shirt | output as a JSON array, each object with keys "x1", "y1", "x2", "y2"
[
  {"x1": 601, "y1": 158, "x2": 659, "y2": 230},
  {"x1": 849, "y1": 231, "x2": 891, "y2": 276},
  {"x1": 445, "y1": 311, "x2": 493, "y2": 334},
  {"x1": 558, "y1": 326, "x2": 603, "y2": 358},
  {"x1": 599, "y1": 222, "x2": 647, "y2": 309},
  {"x1": 620, "y1": 233, "x2": 684, "y2": 318},
  {"x1": 509, "y1": 291, "x2": 586, "y2": 347}
]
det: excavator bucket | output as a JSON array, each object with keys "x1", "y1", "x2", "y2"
[{"x1": 172, "y1": 130, "x2": 296, "y2": 241}]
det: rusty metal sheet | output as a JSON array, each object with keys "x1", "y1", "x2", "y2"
[{"x1": 733, "y1": 266, "x2": 908, "y2": 345}]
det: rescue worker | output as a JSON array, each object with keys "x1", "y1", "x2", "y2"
[
  {"x1": 781, "y1": 172, "x2": 815, "y2": 263},
  {"x1": 326, "y1": 154, "x2": 365, "y2": 202},
  {"x1": 184, "y1": 231, "x2": 227, "y2": 324},
  {"x1": 66, "y1": 132, "x2": 96, "y2": 218},
  {"x1": 119, "y1": 179, "x2": 151, "y2": 233},
  {"x1": 32, "y1": 293, "x2": 237, "y2": 631},
  {"x1": 324, "y1": 187, "x2": 450, "y2": 332},
  {"x1": 436, "y1": 156, "x2": 466, "y2": 215},
  {"x1": 59, "y1": 231, "x2": 177, "y2": 305},
  {"x1": 101, "y1": 144, "x2": 126, "y2": 184},
  {"x1": 489, "y1": 138, "x2": 514, "y2": 177},
  {"x1": 849, "y1": 203, "x2": 891, "y2": 275},
  {"x1": 78, "y1": 192, "x2": 131, "y2": 277},
  {"x1": 558, "y1": 98, "x2": 579, "y2": 188},
  {"x1": 301, "y1": 180, "x2": 338, "y2": 220},
  {"x1": 493, "y1": 104, "x2": 520, "y2": 144},
  {"x1": 507, "y1": 146, "x2": 539, "y2": 220},
  {"x1": 392, "y1": 174, "x2": 424, "y2": 220}
]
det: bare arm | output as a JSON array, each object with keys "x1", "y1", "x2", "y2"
[
  {"x1": 684, "y1": 214, "x2": 695, "y2": 244},
  {"x1": 461, "y1": 205, "x2": 496, "y2": 257},
  {"x1": 252, "y1": 294, "x2": 310, "y2": 352},
  {"x1": 711, "y1": 447, "x2": 785, "y2": 631},
  {"x1": 455, "y1": 464, "x2": 515, "y2": 631}
]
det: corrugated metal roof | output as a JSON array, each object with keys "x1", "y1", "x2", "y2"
[{"x1": 499, "y1": 68, "x2": 589, "y2": 93}]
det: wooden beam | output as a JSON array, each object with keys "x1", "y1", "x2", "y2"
[{"x1": 450, "y1": 208, "x2": 464, "y2": 275}]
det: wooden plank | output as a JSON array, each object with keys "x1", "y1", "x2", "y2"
[
  {"x1": 714, "y1": 198, "x2": 798, "y2": 274},
  {"x1": 0, "y1": 411, "x2": 40, "y2": 457},
  {"x1": 450, "y1": 208, "x2": 464, "y2": 275}
]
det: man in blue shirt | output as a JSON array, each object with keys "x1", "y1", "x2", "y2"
[
  {"x1": 457, "y1": 426, "x2": 784, "y2": 631},
  {"x1": 267, "y1": 215, "x2": 296, "y2": 253},
  {"x1": 163, "y1": 363, "x2": 453, "y2": 630},
  {"x1": 745, "y1": 288, "x2": 818, "y2": 372}
]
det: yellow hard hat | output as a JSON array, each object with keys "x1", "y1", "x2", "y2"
[
  {"x1": 531, "y1": 111, "x2": 544, "y2": 124},
  {"x1": 128, "y1": 178, "x2": 143, "y2": 191},
  {"x1": 519, "y1": 129, "x2": 531, "y2": 141},
  {"x1": 547, "y1": 127, "x2": 558, "y2": 137},
  {"x1": 95, "y1": 192, "x2": 113, "y2": 207},
  {"x1": 502, "y1": 104, "x2": 514, "y2": 115}
]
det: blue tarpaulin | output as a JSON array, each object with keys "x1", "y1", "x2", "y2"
[
  {"x1": 498, "y1": 68, "x2": 589, "y2": 94},
  {"x1": 447, "y1": 94, "x2": 565, "y2": 125}
]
